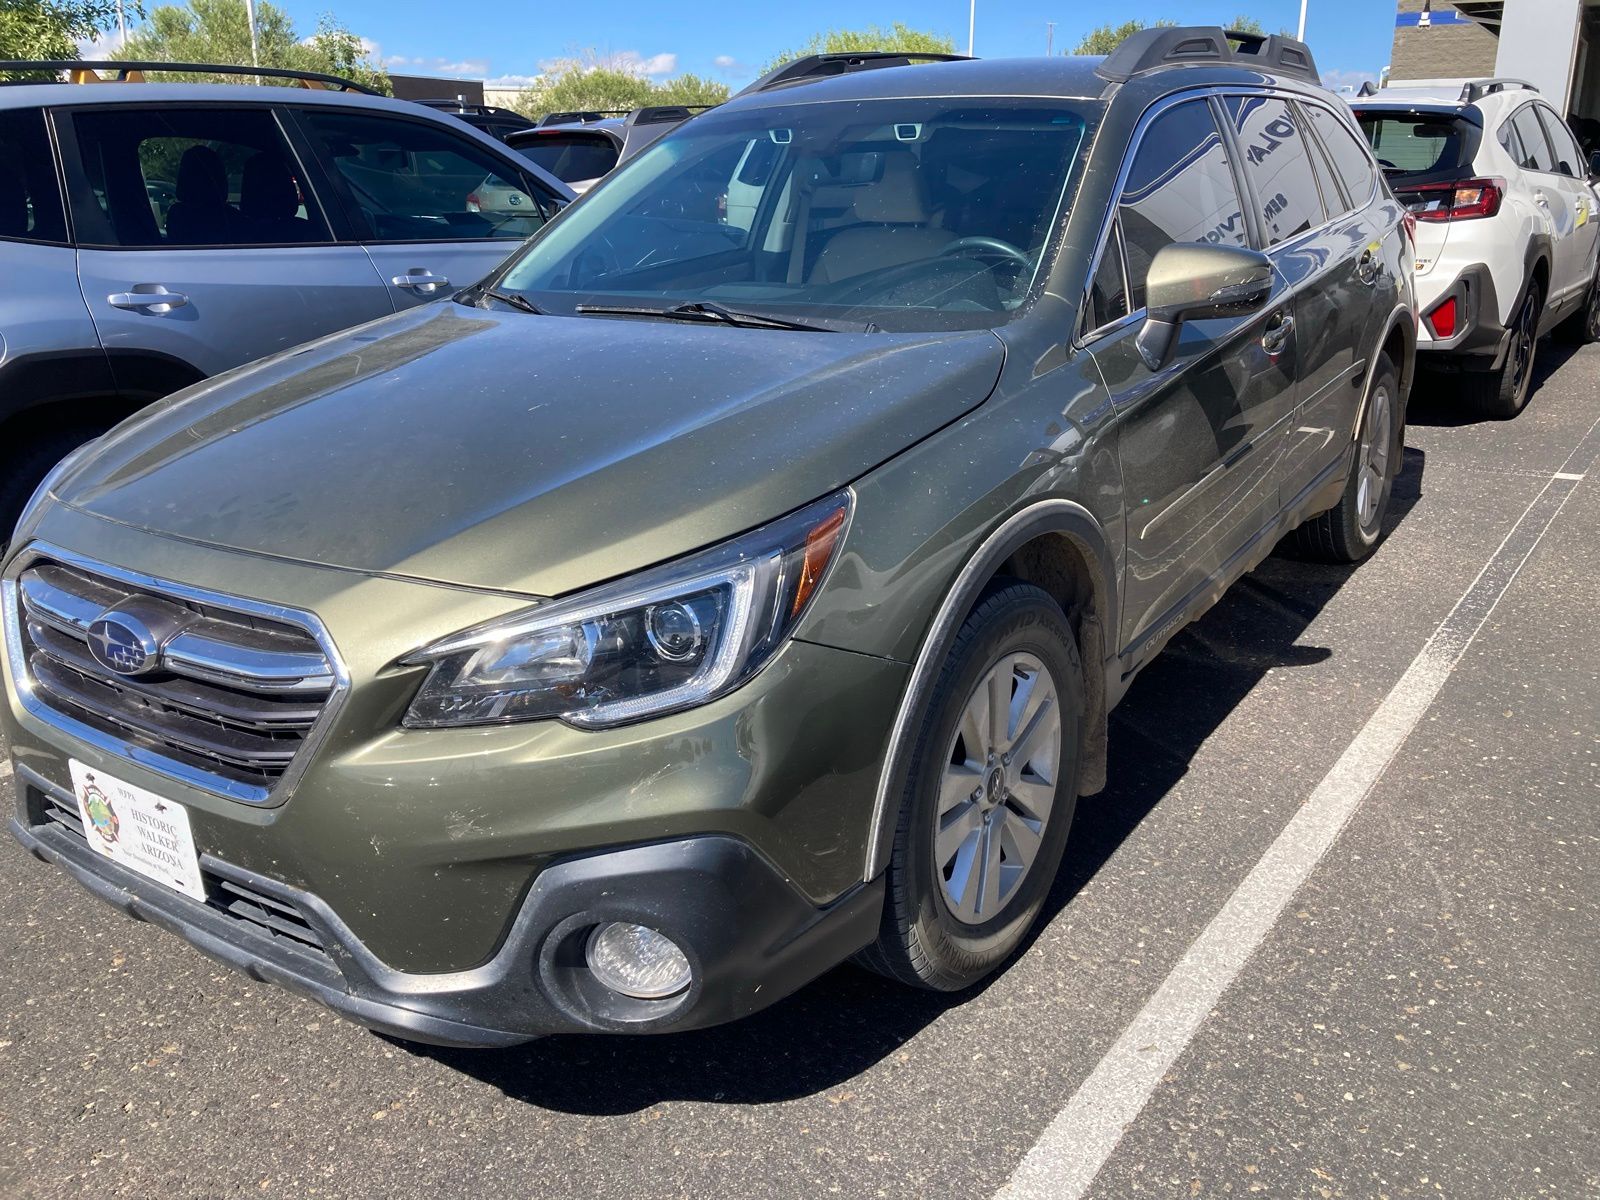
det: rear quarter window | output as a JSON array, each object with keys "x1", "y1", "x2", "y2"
[
  {"x1": 1308, "y1": 104, "x2": 1380, "y2": 199},
  {"x1": 0, "y1": 107, "x2": 68, "y2": 244}
]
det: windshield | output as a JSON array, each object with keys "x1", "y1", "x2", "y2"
[{"x1": 494, "y1": 98, "x2": 1093, "y2": 332}]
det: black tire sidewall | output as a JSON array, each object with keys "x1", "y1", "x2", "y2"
[
  {"x1": 1340, "y1": 355, "x2": 1402, "y2": 555},
  {"x1": 891, "y1": 585, "x2": 1083, "y2": 988}
]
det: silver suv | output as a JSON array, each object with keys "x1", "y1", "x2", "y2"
[{"x1": 0, "y1": 60, "x2": 573, "y2": 538}]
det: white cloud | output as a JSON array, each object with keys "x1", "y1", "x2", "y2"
[
  {"x1": 382, "y1": 54, "x2": 491, "y2": 79},
  {"x1": 537, "y1": 49, "x2": 679, "y2": 78},
  {"x1": 485, "y1": 74, "x2": 541, "y2": 89},
  {"x1": 78, "y1": 28, "x2": 127, "y2": 57},
  {"x1": 712, "y1": 54, "x2": 748, "y2": 76}
]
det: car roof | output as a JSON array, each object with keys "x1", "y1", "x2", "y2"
[
  {"x1": 0, "y1": 80, "x2": 459, "y2": 116},
  {"x1": 712, "y1": 54, "x2": 1339, "y2": 115}
]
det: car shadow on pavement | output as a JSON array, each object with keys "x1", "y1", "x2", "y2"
[
  {"x1": 1407, "y1": 337, "x2": 1583, "y2": 426},
  {"x1": 407, "y1": 445, "x2": 1429, "y2": 1114}
]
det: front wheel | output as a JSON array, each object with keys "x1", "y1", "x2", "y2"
[
  {"x1": 860, "y1": 582, "x2": 1083, "y2": 991},
  {"x1": 1557, "y1": 265, "x2": 1600, "y2": 345},
  {"x1": 1289, "y1": 353, "x2": 1402, "y2": 563}
]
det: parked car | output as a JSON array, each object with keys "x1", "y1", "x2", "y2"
[
  {"x1": 1353, "y1": 79, "x2": 1600, "y2": 417},
  {"x1": 506, "y1": 105, "x2": 706, "y2": 194},
  {"x1": 412, "y1": 98, "x2": 534, "y2": 143},
  {"x1": 0, "y1": 59, "x2": 574, "y2": 543},
  {"x1": 3, "y1": 32, "x2": 1415, "y2": 1046}
]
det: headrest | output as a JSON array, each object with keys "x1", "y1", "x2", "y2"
[
  {"x1": 241, "y1": 153, "x2": 298, "y2": 220},
  {"x1": 813, "y1": 149, "x2": 932, "y2": 225},
  {"x1": 176, "y1": 145, "x2": 228, "y2": 206}
]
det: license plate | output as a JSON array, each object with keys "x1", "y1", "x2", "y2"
[{"x1": 68, "y1": 760, "x2": 206, "y2": 902}]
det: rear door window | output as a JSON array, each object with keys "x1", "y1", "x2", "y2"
[
  {"x1": 295, "y1": 109, "x2": 555, "y2": 242},
  {"x1": 1223, "y1": 96, "x2": 1327, "y2": 246},
  {"x1": 1118, "y1": 99, "x2": 1248, "y2": 310},
  {"x1": 1306, "y1": 104, "x2": 1378, "y2": 204},
  {"x1": 0, "y1": 107, "x2": 67, "y2": 244},
  {"x1": 67, "y1": 106, "x2": 329, "y2": 248},
  {"x1": 1509, "y1": 105, "x2": 1558, "y2": 173}
]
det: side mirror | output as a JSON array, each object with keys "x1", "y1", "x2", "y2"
[
  {"x1": 1135, "y1": 243, "x2": 1275, "y2": 371},
  {"x1": 1589, "y1": 150, "x2": 1600, "y2": 181}
]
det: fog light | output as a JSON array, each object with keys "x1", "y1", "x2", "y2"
[{"x1": 585, "y1": 922, "x2": 692, "y2": 999}]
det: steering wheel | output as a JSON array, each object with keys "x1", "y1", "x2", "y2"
[{"x1": 939, "y1": 236, "x2": 1033, "y2": 268}]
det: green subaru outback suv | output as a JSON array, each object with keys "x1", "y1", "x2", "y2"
[{"x1": 3, "y1": 31, "x2": 1415, "y2": 1045}]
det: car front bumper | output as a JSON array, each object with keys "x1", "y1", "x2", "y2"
[
  {"x1": 1, "y1": 508, "x2": 907, "y2": 1042},
  {"x1": 10, "y1": 765, "x2": 884, "y2": 1044}
]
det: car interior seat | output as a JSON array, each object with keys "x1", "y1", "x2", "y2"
[
  {"x1": 165, "y1": 145, "x2": 239, "y2": 244},
  {"x1": 808, "y1": 150, "x2": 955, "y2": 284},
  {"x1": 240, "y1": 153, "x2": 311, "y2": 241}
]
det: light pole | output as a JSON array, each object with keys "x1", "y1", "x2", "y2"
[
  {"x1": 245, "y1": 0, "x2": 260, "y2": 68},
  {"x1": 968, "y1": 0, "x2": 976, "y2": 56},
  {"x1": 1297, "y1": 0, "x2": 1308, "y2": 41}
]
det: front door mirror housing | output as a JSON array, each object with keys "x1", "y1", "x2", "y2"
[{"x1": 1135, "y1": 243, "x2": 1275, "y2": 371}]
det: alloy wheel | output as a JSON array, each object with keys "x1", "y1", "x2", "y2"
[
  {"x1": 1509, "y1": 290, "x2": 1538, "y2": 405},
  {"x1": 1355, "y1": 382, "x2": 1393, "y2": 534},
  {"x1": 934, "y1": 653, "x2": 1062, "y2": 926}
]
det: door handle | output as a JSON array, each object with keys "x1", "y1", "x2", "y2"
[
  {"x1": 392, "y1": 270, "x2": 452, "y2": 292},
  {"x1": 1262, "y1": 311, "x2": 1295, "y2": 355},
  {"x1": 107, "y1": 287, "x2": 189, "y2": 311}
]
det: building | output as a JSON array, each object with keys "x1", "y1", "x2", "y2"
[{"x1": 1386, "y1": 0, "x2": 1600, "y2": 122}]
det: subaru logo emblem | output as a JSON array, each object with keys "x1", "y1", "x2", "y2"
[{"x1": 87, "y1": 613, "x2": 159, "y2": 676}]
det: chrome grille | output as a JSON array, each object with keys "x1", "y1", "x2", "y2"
[{"x1": 6, "y1": 551, "x2": 342, "y2": 803}]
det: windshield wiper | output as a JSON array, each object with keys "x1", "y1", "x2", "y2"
[
  {"x1": 574, "y1": 300, "x2": 831, "y2": 331},
  {"x1": 475, "y1": 288, "x2": 546, "y2": 315}
]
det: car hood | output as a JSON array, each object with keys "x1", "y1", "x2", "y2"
[{"x1": 61, "y1": 304, "x2": 1004, "y2": 597}]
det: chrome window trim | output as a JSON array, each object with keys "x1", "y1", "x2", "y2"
[{"x1": 1, "y1": 541, "x2": 350, "y2": 807}]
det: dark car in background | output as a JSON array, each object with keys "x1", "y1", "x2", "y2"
[{"x1": 507, "y1": 105, "x2": 707, "y2": 193}]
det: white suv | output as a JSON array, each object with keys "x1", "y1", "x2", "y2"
[{"x1": 1354, "y1": 79, "x2": 1600, "y2": 418}]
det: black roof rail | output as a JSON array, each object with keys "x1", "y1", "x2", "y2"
[
  {"x1": 415, "y1": 99, "x2": 530, "y2": 121},
  {"x1": 625, "y1": 104, "x2": 716, "y2": 127},
  {"x1": 536, "y1": 109, "x2": 628, "y2": 127},
  {"x1": 1460, "y1": 77, "x2": 1538, "y2": 103},
  {"x1": 734, "y1": 51, "x2": 972, "y2": 98},
  {"x1": 1094, "y1": 26, "x2": 1320, "y2": 85},
  {"x1": 0, "y1": 58, "x2": 381, "y2": 94}
]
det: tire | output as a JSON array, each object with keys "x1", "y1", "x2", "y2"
[
  {"x1": 1556, "y1": 265, "x2": 1600, "y2": 345},
  {"x1": 860, "y1": 581, "x2": 1083, "y2": 991},
  {"x1": 1464, "y1": 277, "x2": 1542, "y2": 419},
  {"x1": 1289, "y1": 353, "x2": 1402, "y2": 564},
  {"x1": 0, "y1": 425, "x2": 102, "y2": 554}
]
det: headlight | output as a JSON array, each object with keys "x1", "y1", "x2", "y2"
[
  {"x1": 402, "y1": 492, "x2": 851, "y2": 729},
  {"x1": 12, "y1": 437, "x2": 101, "y2": 544}
]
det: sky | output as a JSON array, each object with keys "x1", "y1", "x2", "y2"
[{"x1": 253, "y1": 0, "x2": 1398, "y2": 93}]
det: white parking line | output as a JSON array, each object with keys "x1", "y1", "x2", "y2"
[{"x1": 1000, "y1": 415, "x2": 1600, "y2": 1200}]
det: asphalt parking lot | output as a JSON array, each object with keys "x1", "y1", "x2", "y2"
[{"x1": 2, "y1": 340, "x2": 1597, "y2": 1200}]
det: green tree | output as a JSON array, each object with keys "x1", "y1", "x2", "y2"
[
  {"x1": 112, "y1": 0, "x2": 388, "y2": 92},
  {"x1": 1071, "y1": 19, "x2": 1174, "y2": 56},
  {"x1": 1, "y1": 0, "x2": 135, "y2": 70},
  {"x1": 513, "y1": 54, "x2": 729, "y2": 119},
  {"x1": 762, "y1": 23, "x2": 956, "y2": 73},
  {"x1": 1229, "y1": 15, "x2": 1266, "y2": 35}
]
